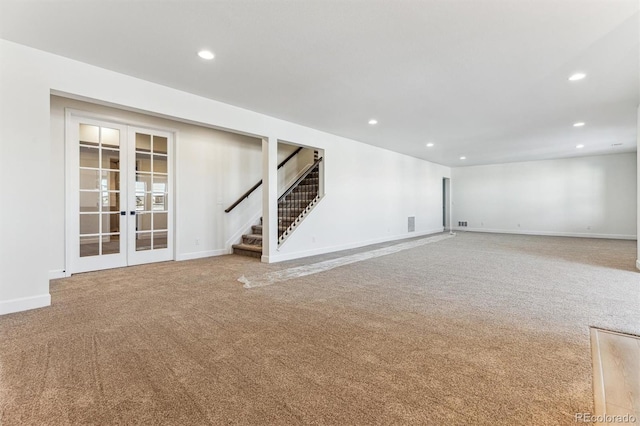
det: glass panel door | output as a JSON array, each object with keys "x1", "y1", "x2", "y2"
[
  {"x1": 67, "y1": 116, "x2": 173, "y2": 274},
  {"x1": 69, "y1": 117, "x2": 128, "y2": 273},
  {"x1": 127, "y1": 128, "x2": 173, "y2": 265}
]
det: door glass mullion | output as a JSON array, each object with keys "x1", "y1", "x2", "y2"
[{"x1": 98, "y1": 126, "x2": 103, "y2": 256}]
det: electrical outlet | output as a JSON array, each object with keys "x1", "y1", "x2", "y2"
[{"x1": 195, "y1": 238, "x2": 200, "y2": 246}]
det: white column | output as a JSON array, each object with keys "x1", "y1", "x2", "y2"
[
  {"x1": 262, "y1": 136, "x2": 278, "y2": 263},
  {"x1": 0, "y1": 41, "x2": 51, "y2": 314}
]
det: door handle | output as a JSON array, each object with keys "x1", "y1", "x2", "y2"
[
  {"x1": 130, "y1": 211, "x2": 136, "y2": 215},
  {"x1": 120, "y1": 211, "x2": 126, "y2": 216}
]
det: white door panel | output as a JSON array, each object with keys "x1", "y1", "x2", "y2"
[{"x1": 127, "y1": 127, "x2": 174, "y2": 266}]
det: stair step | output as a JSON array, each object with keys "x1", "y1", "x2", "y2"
[
  {"x1": 282, "y1": 191, "x2": 317, "y2": 199},
  {"x1": 233, "y1": 248, "x2": 262, "y2": 258},
  {"x1": 242, "y1": 234, "x2": 263, "y2": 245},
  {"x1": 292, "y1": 186, "x2": 317, "y2": 193},
  {"x1": 279, "y1": 211, "x2": 304, "y2": 217},
  {"x1": 279, "y1": 204, "x2": 307, "y2": 210},
  {"x1": 279, "y1": 214, "x2": 304, "y2": 220},
  {"x1": 232, "y1": 243, "x2": 262, "y2": 252},
  {"x1": 252, "y1": 225, "x2": 262, "y2": 234},
  {"x1": 280, "y1": 200, "x2": 314, "y2": 206},
  {"x1": 232, "y1": 243, "x2": 262, "y2": 258},
  {"x1": 279, "y1": 219, "x2": 301, "y2": 225},
  {"x1": 278, "y1": 210, "x2": 305, "y2": 217},
  {"x1": 278, "y1": 202, "x2": 310, "y2": 209}
]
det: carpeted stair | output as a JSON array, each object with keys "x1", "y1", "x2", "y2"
[{"x1": 232, "y1": 222, "x2": 263, "y2": 258}]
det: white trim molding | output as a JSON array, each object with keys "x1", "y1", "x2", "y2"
[
  {"x1": 453, "y1": 227, "x2": 637, "y2": 240},
  {"x1": 0, "y1": 294, "x2": 51, "y2": 315},
  {"x1": 176, "y1": 249, "x2": 230, "y2": 261},
  {"x1": 48, "y1": 269, "x2": 69, "y2": 280}
]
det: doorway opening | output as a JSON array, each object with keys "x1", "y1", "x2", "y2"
[{"x1": 443, "y1": 178, "x2": 451, "y2": 232}]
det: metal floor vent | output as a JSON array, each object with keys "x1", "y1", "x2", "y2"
[{"x1": 408, "y1": 216, "x2": 415, "y2": 232}]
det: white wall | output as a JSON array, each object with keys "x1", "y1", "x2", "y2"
[
  {"x1": 637, "y1": 105, "x2": 639, "y2": 270},
  {"x1": 276, "y1": 142, "x2": 449, "y2": 260},
  {"x1": 452, "y1": 153, "x2": 637, "y2": 239},
  {"x1": 0, "y1": 40, "x2": 450, "y2": 314}
]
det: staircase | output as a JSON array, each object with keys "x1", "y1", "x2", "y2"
[
  {"x1": 277, "y1": 166, "x2": 320, "y2": 243},
  {"x1": 232, "y1": 221, "x2": 263, "y2": 258},
  {"x1": 232, "y1": 158, "x2": 322, "y2": 258}
]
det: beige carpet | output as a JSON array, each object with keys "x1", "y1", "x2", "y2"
[{"x1": 1, "y1": 232, "x2": 638, "y2": 425}]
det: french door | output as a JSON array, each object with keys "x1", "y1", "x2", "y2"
[
  {"x1": 67, "y1": 113, "x2": 173, "y2": 274},
  {"x1": 127, "y1": 126, "x2": 173, "y2": 266}
]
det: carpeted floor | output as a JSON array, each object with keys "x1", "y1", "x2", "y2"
[{"x1": 1, "y1": 232, "x2": 638, "y2": 425}]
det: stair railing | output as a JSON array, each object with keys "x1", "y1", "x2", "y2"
[
  {"x1": 278, "y1": 157, "x2": 323, "y2": 240},
  {"x1": 225, "y1": 146, "x2": 303, "y2": 213}
]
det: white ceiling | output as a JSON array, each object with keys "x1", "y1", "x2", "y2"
[{"x1": 0, "y1": 0, "x2": 638, "y2": 166}]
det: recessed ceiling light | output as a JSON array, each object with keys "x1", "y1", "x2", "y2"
[
  {"x1": 573, "y1": 122, "x2": 585, "y2": 127},
  {"x1": 576, "y1": 144, "x2": 585, "y2": 149},
  {"x1": 460, "y1": 156, "x2": 466, "y2": 160},
  {"x1": 198, "y1": 50, "x2": 215, "y2": 60},
  {"x1": 368, "y1": 119, "x2": 378, "y2": 125},
  {"x1": 426, "y1": 143, "x2": 434, "y2": 147},
  {"x1": 569, "y1": 73, "x2": 586, "y2": 81}
]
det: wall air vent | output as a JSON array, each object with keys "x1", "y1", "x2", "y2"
[{"x1": 408, "y1": 216, "x2": 415, "y2": 232}]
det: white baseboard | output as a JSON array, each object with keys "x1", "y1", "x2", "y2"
[
  {"x1": 453, "y1": 227, "x2": 637, "y2": 240},
  {"x1": 263, "y1": 227, "x2": 445, "y2": 263},
  {"x1": 48, "y1": 269, "x2": 68, "y2": 280},
  {"x1": 176, "y1": 249, "x2": 230, "y2": 261},
  {"x1": 0, "y1": 293, "x2": 51, "y2": 315}
]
